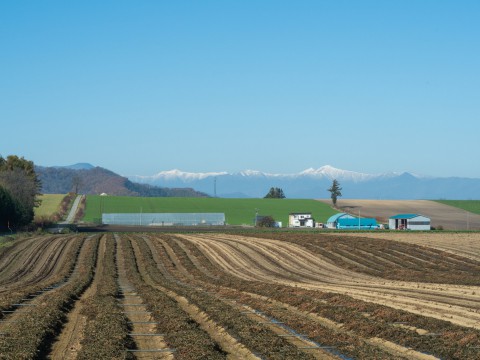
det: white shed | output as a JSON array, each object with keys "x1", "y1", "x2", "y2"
[{"x1": 389, "y1": 214, "x2": 431, "y2": 231}]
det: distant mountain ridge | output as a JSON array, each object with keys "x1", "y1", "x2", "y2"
[
  {"x1": 128, "y1": 165, "x2": 480, "y2": 199},
  {"x1": 132, "y1": 165, "x2": 400, "y2": 182},
  {"x1": 52, "y1": 163, "x2": 95, "y2": 170},
  {"x1": 36, "y1": 165, "x2": 208, "y2": 197}
]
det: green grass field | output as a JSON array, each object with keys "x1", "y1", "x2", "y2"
[
  {"x1": 435, "y1": 200, "x2": 480, "y2": 215},
  {"x1": 34, "y1": 194, "x2": 65, "y2": 218},
  {"x1": 83, "y1": 196, "x2": 339, "y2": 226}
]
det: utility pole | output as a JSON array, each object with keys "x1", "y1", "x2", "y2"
[{"x1": 358, "y1": 208, "x2": 361, "y2": 230}]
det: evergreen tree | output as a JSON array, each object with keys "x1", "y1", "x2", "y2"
[
  {"x1": 264, "y1": 187, "x2": 286, "y2": 199},
  {"x1": 0, "y1": 155, "x2": 42, "y2": 228},
  {"x1": 0, "y1": 186, "x2": 22, "y2": 229},
  {"x1": 327, "y1": 179, "x2": 342, "y2": 206}
]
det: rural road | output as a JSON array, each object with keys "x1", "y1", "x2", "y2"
[{"x1": 61, "y1": 195, "x2": 84, "y2": 224}]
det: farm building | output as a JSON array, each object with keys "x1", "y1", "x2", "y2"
[
  {"x1": 102, "y1": 213, "x2": 225, "y2": 226},
  {"x1": 326, "y1": 213, "x2": 355, "y2": 229},
  {"x1": 337, "y1": 217, "x2": 378, "y2": 230},
  {"x1": 389, "y1": 214, "x2": 431, "y2": 230},
  {"x1": 288, "y1": 213, "x2": 316, "y2": 228}
]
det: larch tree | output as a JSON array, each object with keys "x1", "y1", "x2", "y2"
[{"x1": 327, "y1": 179, "x2": 342, "y2": 206}]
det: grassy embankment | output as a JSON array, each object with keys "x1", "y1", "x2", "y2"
[
  {"x1": 83, "y1": 195, "x2": 338, "y2": 226},
  {"x1": 435, "y1": 200, "x2": 480, "y2": 215},
  {"x1": 34, "y1": 194, "x2": 65, "y2": 218}
]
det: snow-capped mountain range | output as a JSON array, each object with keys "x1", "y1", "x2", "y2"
[
  {"x1": 128, "y1": 165, "x2": 479, "y2": 199},
  {"x1": 133, "y1": 165, "x2": 394, "y2": 182}
]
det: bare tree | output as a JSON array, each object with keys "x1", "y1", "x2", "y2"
[{"x1": 72, "y1": 175, "x2": 83, "y2": 194}]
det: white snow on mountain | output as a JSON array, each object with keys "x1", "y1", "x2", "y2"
[
  {"x1": 299, "y1": 165, "x2": 377, "y2": 182},
  {"x1": 129, "y1": 165, "x2": 406, "y2": 183},
  {"x1": 133, "y1": 169, "x2": 229, "y2": 182}
]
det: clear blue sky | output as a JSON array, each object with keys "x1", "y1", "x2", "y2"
[{"x1": 1, "y1": 1, "x2": 479, "y2": 178}]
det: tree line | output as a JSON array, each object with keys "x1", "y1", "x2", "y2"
[{"x1": 0, "y1": 155, "x2": 41, "y2": 230}]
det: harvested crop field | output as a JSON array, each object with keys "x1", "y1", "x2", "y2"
[
  {"x1": 1, "y1": 232, "x2": 479, "y2": 359},
  {"x1": 318, "y1": 199, "x2": 480, "y2": 230}
]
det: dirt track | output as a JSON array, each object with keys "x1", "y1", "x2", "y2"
[{"x1": 318, "y1": 199, "x2": 480, "y2": 230}]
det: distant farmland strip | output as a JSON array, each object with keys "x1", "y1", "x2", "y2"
[
  {"x1": 435, "y1": 200, "x2": 480, "y2": 215},
  {"x1": 83, "y1": 196, "x2": 338, "y2": 226}
]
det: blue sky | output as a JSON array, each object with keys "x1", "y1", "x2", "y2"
[{"x1": 1, "y1": 1, "x2": 479, "y2": 178}]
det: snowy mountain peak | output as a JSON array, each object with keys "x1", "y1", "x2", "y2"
[
  {"x1": 130, "y1": 165, "x2": 388, "y2": 183},
  {"x1": 238, "y1": 169, "x2": 264, "y2": 177},
  {"x1": 300, "y1": 165, "x2": 375, "y2": 182},
  {"x1": 135, "y1": 169, "x2": 228, "y2": 182},
  {"x1": 125, "y1": 165, "x2": 479, "y2": 200}
]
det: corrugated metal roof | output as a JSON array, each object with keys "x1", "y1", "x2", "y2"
[
  {"x1": 338, "y1": 218, "x2": 378, "y2": 227},
  {"x1": 326, "y1": 213, "x2": 356, "y2": 223},
  {"x1": 389, "y1": 214, "x2": 420, "y2": 219}
]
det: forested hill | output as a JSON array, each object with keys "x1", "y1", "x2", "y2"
[{"x1": 36, "y1": 166, "x2": 208, "y2": 197}]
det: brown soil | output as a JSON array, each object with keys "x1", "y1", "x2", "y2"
[
  {"x1": 116, "y1": 235, "x2": 173, "y2": 359},
  {"x1": 177, "y1": 234, "x2": 480, "y2": 330},
  {"x1": 318, "y1": 199, "x2": 480, "y2": 230},
  {"x1": 157, "y1": 234, "x2": 445, "y2": 359},
  {"x1": 0, "y1": 235, "x2": 74, "y2": 292},
  {"x1": 3, "y1": 231, "x2": 480, "y2": 359},
  {"x1": 49, "y1": 235, "x2": 106, "y2": 359},
  {"x1": 330, "y1": 232, "x2": 480, "y2": 262},
  {"x1": 139, "y1": 237, "x2": 258, "y2": 360}
]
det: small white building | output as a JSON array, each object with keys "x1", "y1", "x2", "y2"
[
  {"x1": 289, "y1": 213, "x2": 315, "y2": 228},
  {"x1": 389, "y1": 214, "x2": 431, "y2": 231}
]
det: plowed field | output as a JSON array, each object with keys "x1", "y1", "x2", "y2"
[{"x1": 1, "y1": 232, "x2": 479, "y2": 359}]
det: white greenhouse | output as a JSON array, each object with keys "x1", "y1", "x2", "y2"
[{"x1": 102, "y1": 213, "x2": 225, "y2": 226}]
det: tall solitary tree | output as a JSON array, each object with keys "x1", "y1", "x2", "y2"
[{"x1": 327, "y1": 179, "x2": 342, "y2": 206}]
